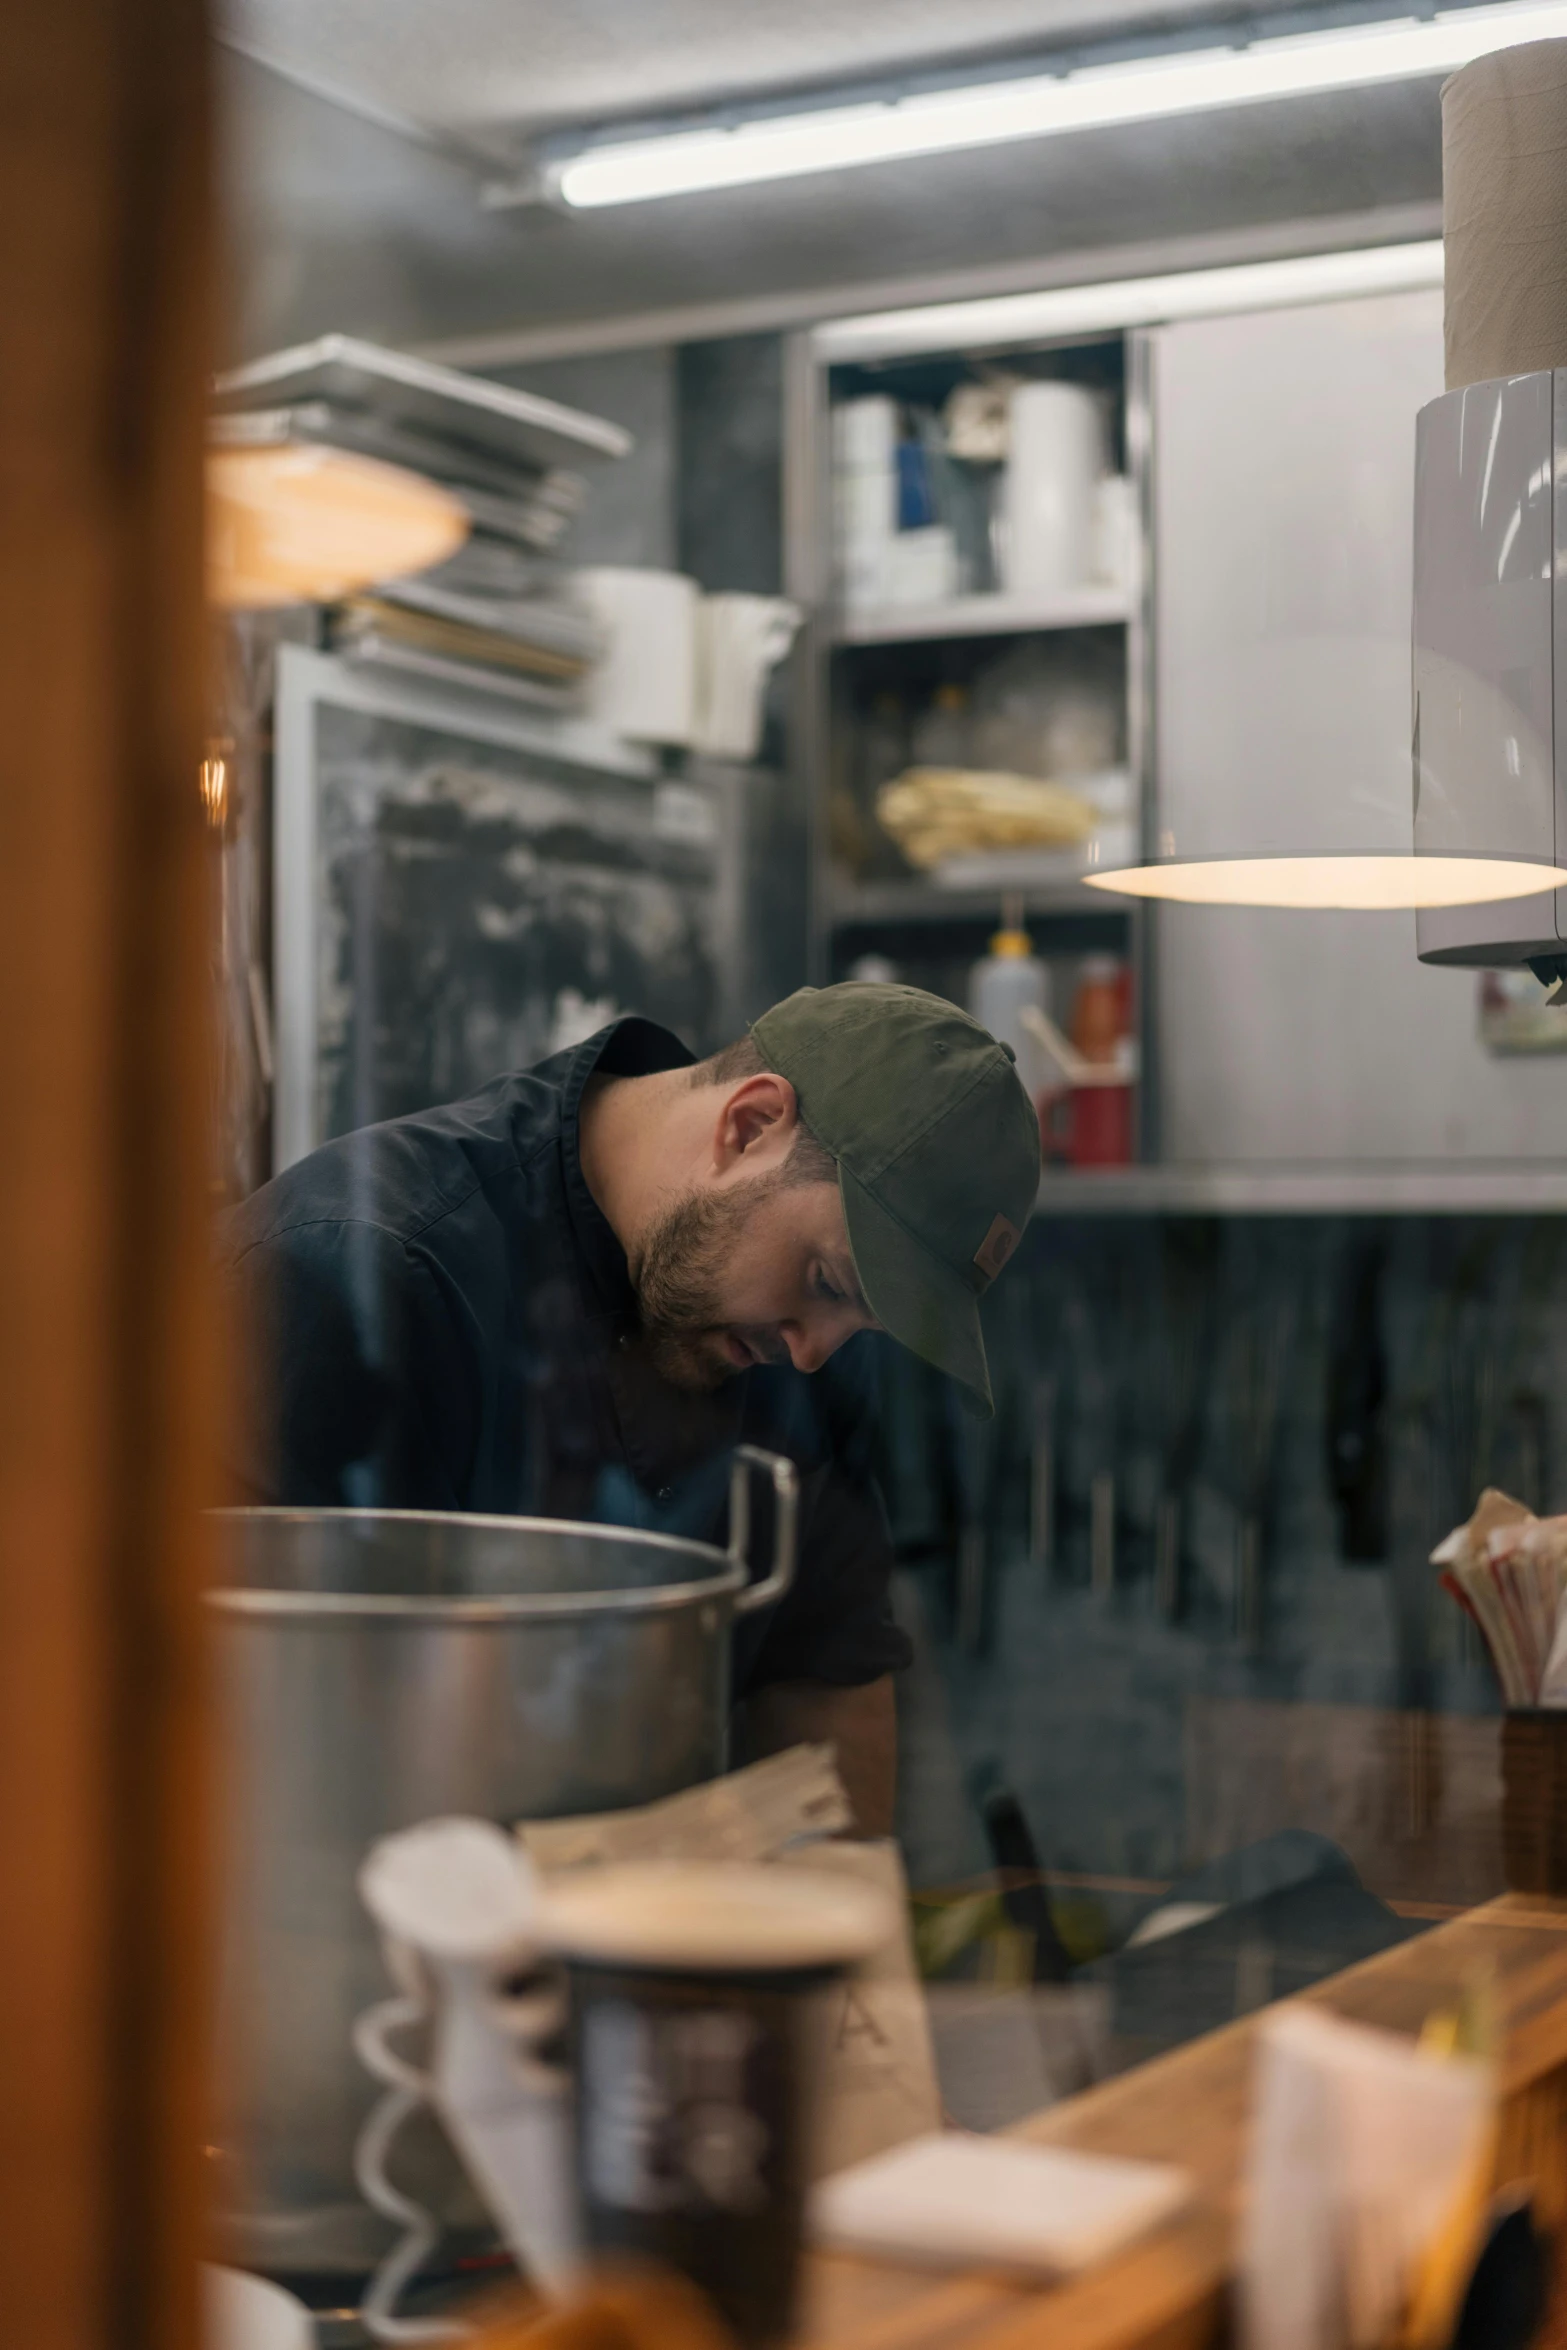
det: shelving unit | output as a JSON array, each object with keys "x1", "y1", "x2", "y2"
[
  {"x1": 829, "y1": 876, "x2": 1114, "y2": 925},
  {"x1": 1036, "y1": 1164, "x2": 1567, "y2": 1215},
  {"x1": 784, "y1": 316, "x2": 1154, "y2": 1158},
  {"x1": 784, "y1": 289, "x2": 1567, "y2": 1211},
  {"x1": 832, "y1": 585, "x2": 1134, "y2": 646}
]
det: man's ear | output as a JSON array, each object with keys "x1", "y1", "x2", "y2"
[{"x1": 711, "y1": 1071, "x2": 798, "y2": 1172}]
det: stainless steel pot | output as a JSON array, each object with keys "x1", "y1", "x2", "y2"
[{"x1": 207, "y1": 1446, "x2": 797, "y2": 2281}]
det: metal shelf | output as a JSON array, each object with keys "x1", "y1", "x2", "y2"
[
  {"x1": 831, "y1": 585, "x2": 1134, "y2": 646},
  {"x1": 1036, "y1": 1164, "x2": 1567, "y2": 1215},
  {"x1": 215, "y1": 331, "x2": 631, "y2": 470},
  {"x1": 830, "y1": 877, "x2": 1122, "y2": 926}
]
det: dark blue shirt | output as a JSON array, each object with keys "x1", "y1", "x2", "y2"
[{"x1": 218, "y1": 1018, "x2": 909, "y2": 1695}]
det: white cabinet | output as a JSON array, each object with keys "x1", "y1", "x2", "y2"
[{"x1": 1152, "y1": 289, "x2": 1567, "y2": 1165}]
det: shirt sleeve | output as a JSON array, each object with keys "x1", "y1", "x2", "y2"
[
  {"x1": 218, "y1": 1214, "x2": 477, "y2": 1508},
  {"x1": 731, "y1": 1337, "x2": 914, "y2": 1695}
]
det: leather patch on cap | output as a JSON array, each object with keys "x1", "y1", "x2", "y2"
[{"x1": 973, "y1": 1213, "x2": 1020, "y2": 1285}]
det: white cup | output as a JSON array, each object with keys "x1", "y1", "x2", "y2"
[{"x1": 693, "y1": 594, "x2": 803, "y2": 762}]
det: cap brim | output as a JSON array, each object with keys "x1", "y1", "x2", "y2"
[{"x1": 839, "y1": 1164, "x2": 993, "y2": 1418}]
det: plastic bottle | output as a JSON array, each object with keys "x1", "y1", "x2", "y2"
[
  {"x1": 969, "y1": 917, "x2": 1048, "y2": 1097},
  {"x1": 1067, "y1": 956, "x2": 1134, "y2": 1167},
  {"x1": 1071, "y1": 956, "x2": 1126, "y2": 1064}
]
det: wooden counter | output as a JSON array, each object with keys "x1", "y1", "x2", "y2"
[{"x1": 795, "y1": 1895, "x2": 1567, "y2": 2350}]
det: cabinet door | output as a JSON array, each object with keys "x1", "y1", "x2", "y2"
[{"x1": 1152, "y1": 289, "x2": 1567, "y2": 1163}]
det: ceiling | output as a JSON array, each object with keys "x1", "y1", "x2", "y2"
[
  {"x1": 219, "y1": 0, "x2": 1315, "y2": 154},
  {"x1": 218, "y1": 0, "x2": 1446, "y2": 358}
]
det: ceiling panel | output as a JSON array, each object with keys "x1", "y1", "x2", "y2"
[{"x1": 219, "y1": 0, "x2": 1310, "y2": 146}]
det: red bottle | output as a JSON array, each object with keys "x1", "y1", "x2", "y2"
[{"x1": 1067, "y1": 958, "x2": 1134, "y2": 1168}]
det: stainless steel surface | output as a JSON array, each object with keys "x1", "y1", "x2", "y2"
[
  {"x1": 831, "y1": 585, "x2": 1131, "y2": 645},
  {"x1": 782, "y1": 327, "x2": 832, "y2": 990},
  {"x1": 412, "y1": 206, "x2": 1446, "y2": 373},
  {"x1": 1035, "y1": 1163, "x2": 1567, "y2": 1212},
  {"x1": 209, "y1": 1449, "x2": 797, "y2": 2281},
  {"x1": 827, "y1": 878, "x2": 1112, "y2": 927},
  {"x1": 1414, "y1": 367, "x2": 1567, "y2": 968},
  {"x1": 1125, "y1": 322, "x2": 1158, "y2": 1164}
]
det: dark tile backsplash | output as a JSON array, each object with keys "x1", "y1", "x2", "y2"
[{"x1": 883, "y1": 1213, "x2": 1562, "y2": 1902}]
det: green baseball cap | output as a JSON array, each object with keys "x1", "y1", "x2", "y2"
[{"x1": 749, "y1": 983, "x2": 1040, "y2": 1416}]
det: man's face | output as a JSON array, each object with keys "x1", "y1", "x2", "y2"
[{"x1": 633, "y1": 1166, "x2": 877, "y2": 1391}]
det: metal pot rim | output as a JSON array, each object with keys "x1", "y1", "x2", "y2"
[{"x1": 205, "y1": 1504, "x2": 748, "y2": 1622}]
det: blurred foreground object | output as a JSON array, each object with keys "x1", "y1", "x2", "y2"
[
  {"x1": 469, "y1": 2270, "x2": 734, "y2": 2350},
  {"x1": 517, "y1": 1745, "x2": 850, "y2": 1872},
  {"x1": 520, "y1": 1749, "x2": 941, "y2": 2176},
  {"x1": 1239, "y1": 2005, "x2": 1496, "y2": 2350},
  {"x1": 0, "y1": 0, "x2": 220, "y2": 2345},
  {"x1": 206, "y1": 444, "x2": 467, "y2": 608},
  {"x1": 352, "y1": 1800, "x2": 912, "y2": 2345},
  {"x1": 809, "y1": 2132, "x2": 1189, "y2": 2276},
  {"x1": 209, "y1": 1465, "x2": 795, "y2": 2280},
  {"x1": 201, "y1": 2266, "x2": 311, "y2": 2350},
  {"x1": 545, "y1": 1862, "x2": 892, "y2": 2346}
]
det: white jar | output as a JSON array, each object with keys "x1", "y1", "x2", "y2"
[{"x1": 1002, "y1": 382, "x2": 1103, "y2": 598}]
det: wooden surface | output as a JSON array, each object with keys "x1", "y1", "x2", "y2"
[
  {"x1": 0, "y1": 1, "x2": 217, "y2": 2346},
  {"x1": 795, "y1": 1895, "x2": 1567, "y2": 2350}
]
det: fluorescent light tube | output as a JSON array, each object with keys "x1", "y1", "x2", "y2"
[
  {"x1": 555, "y1": 0, "x2": 1567, "y2": 208},
  {"x1": 814, "y1": 241, "x2": 1445, "y2": 361}
]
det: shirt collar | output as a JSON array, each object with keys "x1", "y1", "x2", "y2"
[{"x1": 555, "y1": 1017, "x2": 696, "y2": 1319}]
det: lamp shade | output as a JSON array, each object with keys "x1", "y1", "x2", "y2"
[{"x1": 206, "y1": 444, "x2": 467, "y2": 610}]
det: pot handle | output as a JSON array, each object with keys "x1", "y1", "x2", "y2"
[{"x1": 729, "y1": 1444, "x2": 799, "y2": 1615}]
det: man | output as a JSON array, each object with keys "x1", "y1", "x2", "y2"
[{"x1": 221, "y1": 982, "x2": 1040, "y2": 1833}]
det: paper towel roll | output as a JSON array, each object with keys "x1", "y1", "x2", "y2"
[
  {"x1": 575, "y1": 566, "x2": 698, "y2": 745},
  {"x1": 1443, "y1": 38, "x2": 1567, "y2": 387},
  {"x1": 1002, "y1": 383, "x2": 1103, "y2": 598}
]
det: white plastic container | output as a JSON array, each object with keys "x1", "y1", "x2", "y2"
[
  {"x1": 692, "y1": 592, "x2": 803, "y2": 760},
  {"x1": 1002, "y1": 383, "x2": 1103, "y2": 598},
  {"x1": 833, "y1": 397, "x2": 900, "y2": 609}
]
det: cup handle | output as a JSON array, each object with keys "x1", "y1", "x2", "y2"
[{"x1": 729, "y1": 1444, "x2": 799, "y2": 1616}]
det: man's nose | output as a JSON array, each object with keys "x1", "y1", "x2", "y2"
[{"x1": 784, "y1": 1311, "x2": 852, "y2": 1375}]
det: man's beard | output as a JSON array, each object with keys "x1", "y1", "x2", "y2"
[{"x1": 632, "y1": 1173, "x2": 789, "y2": 1389}]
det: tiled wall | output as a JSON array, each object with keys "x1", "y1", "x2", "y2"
[{"x1": 884, "y1": 1213, "x2": 1565, "y2": 1907}]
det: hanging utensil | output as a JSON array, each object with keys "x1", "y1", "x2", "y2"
[{"x1": 1234, "y1": 1283, "x2": 1297, "y2": 1654}]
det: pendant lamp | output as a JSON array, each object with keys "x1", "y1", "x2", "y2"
[{"x1": 1086, "y1": 35, "x2": 1567, "y2": 918}]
